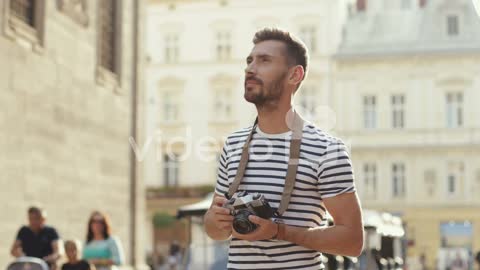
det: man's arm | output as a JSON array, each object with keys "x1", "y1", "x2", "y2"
[
  {"x1": 10, "y1": 240, "x2": 24, "y2": 257},
  {"x1": 232, "y1": 192, "x2": 364, "y2": 257},
  {"x1": 203, "y1": 194, "x2": 233, "y2": 241},
  {"x1": 44, "y1": 240, "x2": 61, "y2": 263},
  {"x1": 282, "y1": 192, "x2": 363, "y2": 256}
]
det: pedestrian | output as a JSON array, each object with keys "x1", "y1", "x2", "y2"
[
  {"x1": 10, "y1": 206, "x2": 61, "y2": 270},
  {"x1": 62, "y1": 240, "x2": 94, "y2": 270},
  {"x1": 82, "y1": 211, "x2": 124, "y2": 270},
  {"x1": 203, "y1": 27, "x2": 363, "y2": 269},
  {"x1": 167, "y1": 241, "x2": 180, "y2": 270}
]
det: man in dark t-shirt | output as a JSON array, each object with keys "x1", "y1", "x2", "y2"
[{"x1": 10, "y1": 207, "x2": 61, "y2": 269}]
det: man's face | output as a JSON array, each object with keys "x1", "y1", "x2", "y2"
[
  {"x1": 28, "y1": 212, "x2": 45, "y2": 231},
  {"x1": 244, "y1": 40, "x2": 291, "y2": 106}
]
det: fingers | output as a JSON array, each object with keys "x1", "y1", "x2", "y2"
[
  {"x1": 215, "y1": 214, "x2": 234, "y2": 222},
  {"x1": 216, "y1": 221, "x2": 233, "y2": 231},
  {"x1": 213, "y1": 215, "x2": 233, "y2": 231},
  {"x1": 207, "y1": 205, "x2": 233, "y2": 231},
  {"x1": 232, "y1": 216, "x2": 276, "y2": 241},
  {"x1": 213, "y1": 196, "x2": 228, "y2": 206},
  {"x1": 248, "y1": 215, "x2": 268, "y2": 225},
  {"x1": 211, "y1": 205, "x2": 231, "y2": 215}
]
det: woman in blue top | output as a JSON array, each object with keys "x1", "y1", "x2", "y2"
[{"x1": 82, "y1": 211, "x2": 124, "y2": 270}]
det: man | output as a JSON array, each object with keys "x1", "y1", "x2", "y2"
[
  {"x1": 11, "y1": 206, "x2": 62, "y2": 269},
  {"x1": 204, "y1": 28, "x2": 363, "y2": 269}
]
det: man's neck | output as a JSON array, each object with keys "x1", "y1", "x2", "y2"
[
  {"x1": 30, "y1": 226, "x2": 44, "y2": 234},
  {"x1": 256, "y1": 104, "x2": 292, "y2": 134}
]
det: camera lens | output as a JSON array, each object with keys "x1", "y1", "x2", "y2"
[{"x1": 233, "y1": 210, "x2": 257, "y2": 234}]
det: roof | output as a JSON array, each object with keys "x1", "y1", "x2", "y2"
[{"x1": 337, "y1": 0, "x2": 480, "y2": 57}]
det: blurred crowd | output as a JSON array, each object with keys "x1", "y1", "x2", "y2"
[{"x1": 9, "y1": 207, "x2": 125, "y2": 270}]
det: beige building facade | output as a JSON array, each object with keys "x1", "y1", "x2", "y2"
[
  {"x1": 0, "y1": 1, "x2": 147, "y2": 269},
  {"x1": 336, "y1": 0, "x2": 480, "y2": 268}
]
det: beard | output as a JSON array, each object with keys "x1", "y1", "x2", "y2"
[{"x1": 244, "y1": 72, "x2": 288, "y2": 107}]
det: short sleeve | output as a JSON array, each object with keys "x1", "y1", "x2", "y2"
[
  {"x1": 49, "y1": 227, "x2": 60, "y2": 241},
  {"x1": 215, "y1": 140, "x2": 230, "y2": 196},
  {"x1": 108, "y1": 237, "x2": 125, "y2": 265},
  {"x1": 15, "y1": 226, "x2": 28, "y2": 241},
  {"x1": 317, "y1": 138, "x2": 356, "y2": 198}
]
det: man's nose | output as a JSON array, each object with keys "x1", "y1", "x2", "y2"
[{"x1": 245, "y1": 62, "x2": 256, "y2": 75}]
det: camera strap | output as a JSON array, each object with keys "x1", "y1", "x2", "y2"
[{"x1": 227, "y1": 109, "x2": 305, "y2": 216}]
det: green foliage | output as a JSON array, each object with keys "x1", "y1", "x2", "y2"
[
  {"x1": 152, "y1": 212, "x2": 176, "y2": 228},
  {"x1": 147, "y1": 184, "x2": 215, "y2": 198}
]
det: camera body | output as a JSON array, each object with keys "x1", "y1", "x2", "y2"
[{"x1": 223, "y1": 191, "x2": 276, "y2": 234}]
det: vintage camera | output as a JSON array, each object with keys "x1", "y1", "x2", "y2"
[{"x1": 223, "y1": 191, "x2": 276, "y2": 234}]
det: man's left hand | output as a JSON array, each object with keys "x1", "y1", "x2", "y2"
[{"x1": 232, "y1": 215, "x2": 278, "y2": 241}]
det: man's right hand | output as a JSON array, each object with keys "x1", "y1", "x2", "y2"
[
  {"x1": 204, "y1": 195, "x2": 234, "y2": 240},
  {"x1": 11, "y1": 240, "x2": 24, "y2": 258}
]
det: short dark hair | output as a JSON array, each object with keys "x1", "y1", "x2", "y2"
[
  {"x1": 253, "y1": 28, "x2": 309, "y2": 77},
  {"x1": 28, "y1": 206, "x2": 46, "y2": 217}
]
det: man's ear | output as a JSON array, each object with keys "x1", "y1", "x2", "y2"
[{"x1": 288, "y1": 65, "x2": 304, "y2": 87}]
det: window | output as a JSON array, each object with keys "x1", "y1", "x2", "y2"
[
  {"x1": 475, "y1": 170, "x2": 480, "y2": 196},
  {"x1": 424, "y1": 169, "x2": 436, "y2": 197},
  {"x1": 158, "y1": 78, "x2": 183, "y2": 123},
  {"x1": 363, "y1": 163, "x2": 377, "y2": 199},
  {"x1": 213, "y1": 89, "x2": 232, "y2": 121},
  {"x1": 162, "y1": 91, "x2": 180, "y2": 122},
  {"x1": 392, "y1": 94, "x2": 405, "y2": 129},
  {"x1": 392, "y1": 163, "x2": 406, "y2": 198},
  {"x1": 165, "y1": 33, "x2": 179, "y2": 63},
  {"x1": 163, "y1": 154, "x2": 179, "y2": 187},
  {"x1": 98, "y1": 0, "x2": 118, "y2": 73},
  {"x1": 297, "y1": 85, "x2": 317, "y2": 120},
  {"x1": 446, "y1": 92, "x2": 463, "y2": 128},
  {"x1": 440, "y1": 222, "x2": 472, "y2": 250},
  {"x1": 57, "y1": 0, "x2": 89, "y2": 27},
  {"x1": 10, "y1": 0, "x2": 35, "y2": 26},
  {"x1": 216, "y1": 30, "x2": 232, "y2": 60},
  {"x1": 363, "y1": 95, "x2": 377, "y2": 129},
  {"x1": 447, "y1": 15, "x2": 459, "y2": 36},
  {"x1": 446, "y1": 161, "x2": 464, "y2": 197},
  {"x1": 4, "y1": 0, "x2": 45, "y2": 49},
  {"x1": 299, "y1": 26, "x2": 317, "y2": 53}
]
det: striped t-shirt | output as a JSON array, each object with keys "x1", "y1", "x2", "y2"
[{"x1": 215, "y1": 123, "x2": 356, "y2": 270}]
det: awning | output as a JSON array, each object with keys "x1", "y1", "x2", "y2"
[{"x1": 176, "y1": 193, "x2": 214, "y2": 219}]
